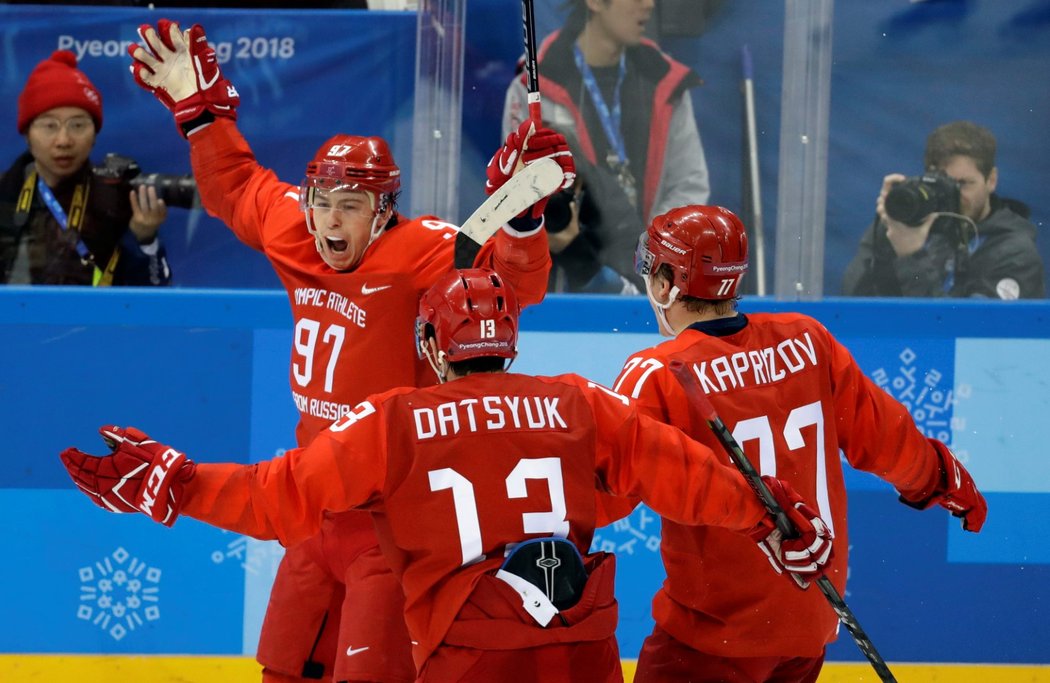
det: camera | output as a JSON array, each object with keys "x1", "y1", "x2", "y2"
[
  {"x1": 544, "y1": 187, "x2": 578, "y2": 234},
  {"x1": 884, "y1": 170, "x2": 960, "y2": 226},
  {"x1": 95, "y1": 153, "x2": 199, "y2": 209}
]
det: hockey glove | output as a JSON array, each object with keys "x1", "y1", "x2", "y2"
[
  {"x1": 60, "y1": 426, "x2": 196, "y2": 527},
  {"x1": 129, "y1": 19, "x2": 240, "y2": 137},
  {"x1": 485, "y1": 120, "x2": 576, "y2": 229},
  {"x1": 899, "y1": 439, "x2": 987, "y2": 532},
  {"x1": 748, "y1": 476, "x2": 834, "y2": 589}
]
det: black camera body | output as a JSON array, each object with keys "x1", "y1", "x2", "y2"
[
  {"x1": 94, "y1": 153, "x2": 199, "y2": 209},
  {"x1": 884, "y1": 170, "x2": 960, "y2": 226},
  {"x1": 544, "y1": 187, "x2": 578, "y2": 234}
]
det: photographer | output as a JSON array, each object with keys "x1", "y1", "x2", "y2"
[
  {"x1": 543, "y1": 158, "x2": 640, "y2": 294},
  {"x1": 843, "y1": 121, "x2": 1044, "y2": 299},
  {"x1": 0, "y1": 50, "x2": 172, "y2": 285}
]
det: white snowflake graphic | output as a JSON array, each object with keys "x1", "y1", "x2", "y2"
[
  {"x1": 209, "y1": 449, "x2": 287, "y2": 577},
  {"x1": 592, "y1": 504, "x2": 661, "y2": 555},
  {"x1": 871, "y1": 347, "x2": 971, "y2": 446},
  {"x1": 77, "y1": 547, "x2": 161, "y2": 641},
  {"x1": 210, "y1": 531, "x2": 284, "y2": 576}
]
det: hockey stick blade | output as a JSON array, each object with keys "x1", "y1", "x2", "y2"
[
  {"x1": 453, "y1": 156, "x2": 562, "y2": 268},
  {"x1": 667, "y1": 359, "x2": 898, "y2": 683}
]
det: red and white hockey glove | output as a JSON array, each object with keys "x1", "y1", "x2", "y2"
[
  {"x1": 485, "y1": 120, "x2": 576, "y2": 227},
  {"x1": 748, "y1": 476, "x2": 834, "y2": 589},
  {"x1": 128, "y1": 19, "x2": 240, "y2": 138},
  {"x1": 899, "y1": 439, "x2": 987, "y2": 532},
  {"x1": 60, "y1": 426, "x2": 196, "y2": 527}
]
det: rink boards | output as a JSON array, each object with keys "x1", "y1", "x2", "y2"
[{"x1": 0, "y1": 288, "x2": 1047, "y2": 674}]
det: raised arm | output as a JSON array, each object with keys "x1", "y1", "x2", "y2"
[{"x1": 128, "y1": 19, "x2": 295, "y2": 251}]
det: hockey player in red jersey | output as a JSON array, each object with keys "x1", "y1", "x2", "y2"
[
  {"x1": 127, "y1": 19, "x2": 575, "y2": 683},
  {"x1": 61, "y1": 267, "x2": 834, "y2": 683},
  {"x1": 612, "y1": 205, "x2": 988, "y2": 682}
]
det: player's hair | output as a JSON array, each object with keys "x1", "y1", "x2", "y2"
[
  {"x1": 417, "y1": 322, "x2": 509, "y2": 375},
  {"x1": 925, "y1": 121, "x2": 997, "y2": 179},
  {"x1": 655, "y1": 263, "x2": 739, "y2": 315},
  {"x1": 448, "y1": 356, "x2": 507, "y2": 376}
]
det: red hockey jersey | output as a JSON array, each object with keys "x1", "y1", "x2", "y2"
[
  {"x1": 182, "y1": 372, "x2": 769, "y2": 668},
  {"x1": 189, "y1": 119, "x2": 552, "y2": 446},
  {"x1": 612, "y1": 312, "x2": 944, "y2": 657}
]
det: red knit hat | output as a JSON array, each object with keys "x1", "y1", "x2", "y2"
[{"x1": 17, "y1": 50, "x2": 103, "y2": 134}]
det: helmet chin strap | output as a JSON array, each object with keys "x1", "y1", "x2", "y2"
[
  {"x1": 304, "y1": 185, "x2": 336, "y2": 264},
  {"x1": 366, "y1": 192, "x2": 391, "y2": 245},
  {"x1": 423, "y1": 344, "x2": 450, "y2": 384},
  {"x1": 304, "y1": 205, "x2": 329, "y2": 261},
  {"x1": 644, "y1": 275, "x2": 682, "y2": 337}
]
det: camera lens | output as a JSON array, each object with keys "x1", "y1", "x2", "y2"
[
  {"x1": 884, "y1": 180, "x2": 934, "y2": 227},
  {"x1": 130, "y1": 174, "x2": 199, "y2": 209}
]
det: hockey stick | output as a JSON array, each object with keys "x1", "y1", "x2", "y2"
[
  {"x1": 453, "y1": 0, "x2": 547, "y2": 269},
  {"x1": 453, "y1": 156, "x2": 562, "y2": 268},
  {"x1": 521, "y1": 0, "x2": 542, "y2": 124},
  {"x1": 667, "y1": 359, "x2": 898, "y2": 683}
]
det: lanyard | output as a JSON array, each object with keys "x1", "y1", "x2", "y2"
[
  {"x1": 32, "y1": 172, "x2": 93, "y2": 261},
  {"x1": 573, "y1": 45, "x2": 629, "y2": 166},
  {"x1": 36, "y1": 175, "x2": 70, "y2": 229},
  {"x1": 18, "y1": 168, "x2": 116, "y2": 284}
]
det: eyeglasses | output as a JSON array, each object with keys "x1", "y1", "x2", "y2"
[{"x1": 30, "y1": 117, "x2": 94, "y2": 140}]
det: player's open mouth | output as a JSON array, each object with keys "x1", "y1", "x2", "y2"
[{"x1": 326, "y1": 237, "x2": 348, "y2": 253}]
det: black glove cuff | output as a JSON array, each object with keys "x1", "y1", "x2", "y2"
[
  {"x1": 507, "y1": 213, "x2": 542, "y2": 233},
  {"x1": 898, "y1": 492, "x2": 933, "y2": 511},
  {"x1": 898, "y1": 467, "x2": 945, "y2": 511},
  {"x1": 180, "y1": 111, "x2": 216, "y2": 138}
]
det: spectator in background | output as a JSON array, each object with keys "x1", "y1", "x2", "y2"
[
  {"x1": 503, "y1": 0, "x2": 711, "y2": 294},
  {"x1": 843, "y1": 120, "x2": 1044, "y2": 299},
  {"x1": 0, "y1": 51, "x2": 170, "y2": 286}
]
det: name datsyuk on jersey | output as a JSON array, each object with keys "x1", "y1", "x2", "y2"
[{"x1": 413, "y1": 395, "x2": 568, "y2": 440}]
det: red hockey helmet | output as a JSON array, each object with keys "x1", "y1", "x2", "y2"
[
  {"x1": 300, "y1": 134, "x2": 401, "y2": 206},
  {"x1": 416, "y1": 268, "x2": 519, "y2": 364},
  {"x1": 635, "y1": 205, "x2": 748, "y2": 300}
]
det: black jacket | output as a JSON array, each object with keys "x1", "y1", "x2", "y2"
[
  {"x1": 842, "y1": 196, "x2": 1045, "y2": 299},
  {"x1": 0, "y1": 151, "x2": 170, "y2": 286}
]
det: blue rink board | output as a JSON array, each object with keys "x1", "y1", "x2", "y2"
[{"x1": 1, "y1": 289, "x2": 1047, "y2": 663}]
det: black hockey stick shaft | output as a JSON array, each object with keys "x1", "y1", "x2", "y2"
[
  {"x1": 521, "y1": 0, "x2": 542, "y2": 124},
  {"x1": 456, "y1": 0, "x2": 543, "y2": 269},
  {"x1": 668, "y1": 360, "x2": 897, "y2": 683}
]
